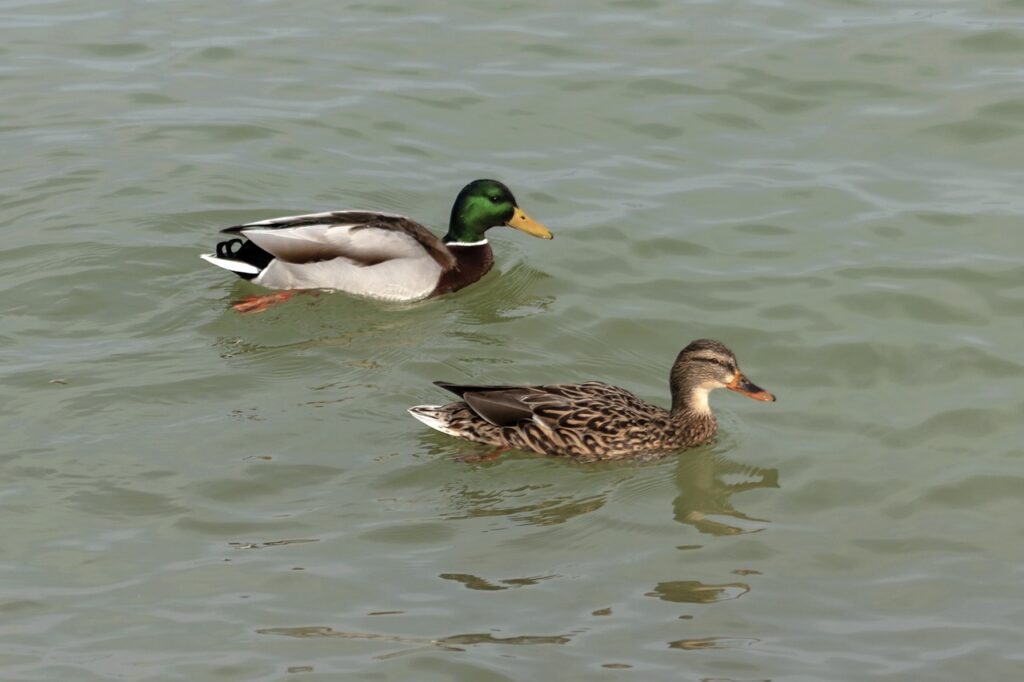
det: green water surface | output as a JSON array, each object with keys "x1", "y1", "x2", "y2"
[{"x1": 2, "y1": 1, "x2": 1023, "y2": 680}]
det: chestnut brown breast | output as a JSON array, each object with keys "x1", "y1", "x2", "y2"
[{"x1": 431, "y1": 243, "x2": 494, "y2": 296}]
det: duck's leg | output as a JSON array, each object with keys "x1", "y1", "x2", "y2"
[
  {"x1": 456, "y1": 447, "x2": 511, "y2": 464},
  {"x1": 232, "y1": 290, "x2": 302, "y2": 314}
]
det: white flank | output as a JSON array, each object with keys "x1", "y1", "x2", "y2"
[
  {"x1": 253, "y1": 253, "x2": 442, "y2": 301},
  {"x1": 408, "y1": 406, "x2": 462, "y2": 437},
  {"x1": 199, "y1": 253, "x2": 261, "y2": 275}
]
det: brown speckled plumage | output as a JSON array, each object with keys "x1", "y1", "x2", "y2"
[{"x1": 409, "y1": 339, "x2": 775, "y2": 462}]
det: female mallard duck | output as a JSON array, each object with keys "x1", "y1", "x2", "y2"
[
  {"x1": 408, "y1": 339, "x2": 775, "y2": 462},
  {"x1": 200, "y1": 179, "x2": 551, "y2": 307}
]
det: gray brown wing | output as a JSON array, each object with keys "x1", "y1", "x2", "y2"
[
  {"x1": 463, "y1": 390, "x2": 537, "y2": 426},
  {"x1": 434, "y1": 382, "x2": 547, "y2": 427},
  {"x1": 437, "y1": 380, "x2": 660, "y2": 433},
  {"x1": 221, "y1": 211, "x2": 456, "y2": 270}
]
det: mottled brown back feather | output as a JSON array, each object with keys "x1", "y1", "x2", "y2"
[{"x1": 423, "y1": 380, "x2": 717, "y2": 461}]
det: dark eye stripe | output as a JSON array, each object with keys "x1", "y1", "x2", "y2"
[{"x1": 695, "y1": 356, "x2": 732, "y2": 369}]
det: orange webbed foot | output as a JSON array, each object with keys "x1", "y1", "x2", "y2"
[{"x1": 232, "y1": 290, "x2": 299, "y2": 314}]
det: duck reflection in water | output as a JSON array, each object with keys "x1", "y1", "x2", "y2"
[
  {"x1": 672, "y1": 449, "x2": 778, "y2": 536},
  {"x1": 418, "y1": 430, "x2": 777, "y2": 535}
]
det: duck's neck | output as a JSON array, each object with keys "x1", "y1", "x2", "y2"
[
  {"x1": 670, "y1": 383, "x2": 716, "y2": 420},
  {"x1": 432, "y1": 241, "x2": 494, "y2": 295},
  {"x1": 669, "y1": 387, "x2": 718, "y2": 446},
  {"x1": 443, "y1": 212, "x2": 488, "y2": 245}
]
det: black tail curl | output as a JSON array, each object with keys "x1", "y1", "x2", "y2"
[{"x1": 215, "y1": 238, "x2": 274, "y2": 280}]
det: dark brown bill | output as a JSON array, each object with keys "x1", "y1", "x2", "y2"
[{"x1": 726, "y1": 373, "x2": 775, "y2": 402}]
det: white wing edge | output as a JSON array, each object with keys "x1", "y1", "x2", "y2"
[
  {"x1": 241, "y1": 209, "x2": 407, "y2": 228},
  {"x1": 200, "y1": 253, "x2": 261, "y2": 275}
]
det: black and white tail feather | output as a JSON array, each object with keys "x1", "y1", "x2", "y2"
[{"x1": 200, "y1": 238, "x2": 273, "y2": 280}]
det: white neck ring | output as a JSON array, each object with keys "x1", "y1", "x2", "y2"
[{"x1": 447, "y1": 239, "x2": 488, "y2": 247}]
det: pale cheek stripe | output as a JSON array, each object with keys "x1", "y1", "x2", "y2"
[{"x1": 447, "y1": 239, "x2": 489, "y2": 247}]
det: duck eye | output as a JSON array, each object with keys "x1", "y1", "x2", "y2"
[{"x1": 489, "y1": 196, "x2": 501, "y2": 203}]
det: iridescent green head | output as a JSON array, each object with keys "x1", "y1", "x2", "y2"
[{"x1": 444, "y1": 179, "x2": 552, "y2": 244}]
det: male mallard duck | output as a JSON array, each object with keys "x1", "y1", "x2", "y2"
[
  {"x1": 200, "y1": 179, "x2": 551, "y2": 306},
  {"x1": 408, "y1": 339, "x2": 775, "y2": 462}
]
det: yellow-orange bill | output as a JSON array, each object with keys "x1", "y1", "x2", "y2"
[
  {"x1": 727, "y1": 374, "x2": 776, "y2": 402},
  {"x1": 506, "y1": 207, "x2": 553, "y2": 239}
]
